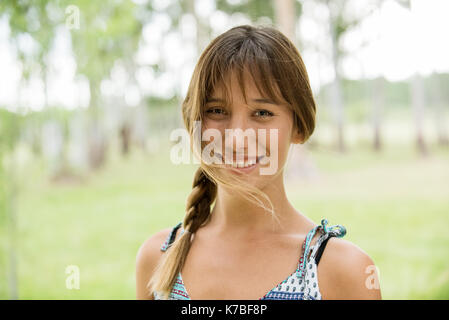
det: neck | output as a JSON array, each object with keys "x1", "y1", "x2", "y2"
[{"x1": 206, "y1": 172, "x2": 300, "y2": 238}]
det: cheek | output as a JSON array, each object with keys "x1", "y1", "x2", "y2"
[
  {"x1": 202, "y1": 119, "x2": 227, "y2": 139},
  {"x1": 262, "y1": 125, "x2": 291, "y2": 160},
  {"x1": 268, "y1": 132, "x2": 290, "y2": 171},
  {"x1": 201, "y1": 119, "x2": 224, "y2": 143}
]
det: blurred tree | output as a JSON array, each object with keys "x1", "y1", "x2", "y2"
[
  {"x1": 430, "y1": 74, "x2": 449, "y2": 147},
  {"x1": 184, "y1": 0, "x2": 211, "y2": 53},
  {"x1": 411, "y1": 74, "x2": 428, "y2": 155},
  {"x1": 120, "y1": 121, "x2": 131, "y2": 156},
  {"x1": 354, "y1": 40, "x2": 386, "y2": 152},
  {"x1": 62, "y1": 0, "x2": 142, "y2": 168},
  {"x1": 0, "y1": 0, "x2": 56, "y2": 106},
  {"x1": 0, "y1": 0, "x2": 57, "y2": 157},
  {"x1": 272, "y1": 0, "x2": 319, "y2": 182},
  {"x1": 370, "y1": 77, "x2": 385, "y2": 151},
  {"x1": 398, "y1": 0, "x2": 429, "y2": 155},
  {"x1": 323, "y1": 0, "x2": 351, "y2": 153},
  {"x1": 216, "y1": 0, "x2": 276, "y2": 22},
  {"x1": 0, "y1": 1, "x2": 48, "y2": 299},
  {"x1": 0, "y1": 110, "x2": 22, "y2": 299},
  {"x1": 302, "y1": 0, "x2": 407, "y2": 153},
  {"x1": 323, "y1": 0, "x2": 378, "y2": 152},
  {"x1": 274, "y1": 0, "x2": 296, "y2": 42}
]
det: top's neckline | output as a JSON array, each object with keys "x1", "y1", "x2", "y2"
[
  {"x1": 164, "y1": 218, "x2": 347, "y2": 300},
  {"x1": 176, "y1": 231, "x2": 319, "y2": 300}
]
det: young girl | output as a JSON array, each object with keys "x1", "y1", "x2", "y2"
[{"x1": 136, "y1": 25, "x2": 381, "y2": 300}]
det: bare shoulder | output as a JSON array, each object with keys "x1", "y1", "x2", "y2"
[
  {"x1": 318, "y1": 237, "x2": 382, "y2": 300},
  {"x1": 135, "y1": 227, "x2": 174, "y2": 300}
]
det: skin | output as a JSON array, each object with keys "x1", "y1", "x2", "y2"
[{"x1": 136, "y1": 69, "x2": 382, "y2": 300}]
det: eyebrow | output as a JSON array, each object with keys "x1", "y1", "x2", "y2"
[{"x1": 206, "y1": 98, "x2": 277, "y2": 105}]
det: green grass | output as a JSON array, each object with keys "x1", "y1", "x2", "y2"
[{"x1": 1, "y1": 140, "x2": 448, "y2": 299}]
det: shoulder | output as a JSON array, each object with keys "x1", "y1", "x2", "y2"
[
  {"x1": 135, "y1": 227, "x2": 176, "y2": 299},
  {"x1": 136, "y1": 227, "x2": 172, "y2": 264},
  {"x1": 317, "y1": 236, "x2": 382, "y2": 300}
]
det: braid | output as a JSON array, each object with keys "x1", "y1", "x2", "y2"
[
  {"x1": 148, "y1": 166, "x2": 216, "y2": 299},
  {"x1": 184, "y1": 167, "x2": 217, "y2": 234}
]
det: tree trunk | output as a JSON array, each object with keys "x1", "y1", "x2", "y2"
[
  {"x1": 434, "y1": 76, "x2": 449, "y2": 147},
  {"x1": 87, "y1": 80, "x2": 108, "y2": 170},
  {"x1": 120, "y1": 122, "x2": 131, "y2": 156},
  {"x1": 371, "y1": 77, "x2": 384, "y2": 151},
  {"x1": 274, "y1": 0, "x2": 296, "y2": 42},
  {"x1": 328, "y1": 13, "x2": 345, "y2": 153},
  {"x1": 3, "y1": 150, "x2": 19, "y2": 299},
  {"x1": 273, "y1": 0, "x2": 319, "y2": 181},
  {"x1": 411, "y1": 74, "x2": 428, "y2": 156},
  {"x1": 186, "y1": 0, "x2": 210, "y2": 54}
]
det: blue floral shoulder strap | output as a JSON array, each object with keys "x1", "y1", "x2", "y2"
[
  {"x1": 160, "y1": 222, "x2": 185, "y2": 252},
  {"x1": 296, "y1": 218, "x2": 346, "y2": 279}
]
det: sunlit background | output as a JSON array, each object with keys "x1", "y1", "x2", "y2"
[{"x1": 0, "y1": 0, "x2": 448, "y2": 299}]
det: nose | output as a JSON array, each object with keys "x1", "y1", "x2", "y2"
[
  {"x1": 229, "y1": 109, "x2": 249, "y2": 131},
  {"x1": 224, "y1": 111, "x2": 256, "y2": 155}
]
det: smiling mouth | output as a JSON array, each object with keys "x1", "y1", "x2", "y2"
[{"x1": 213, "y1": 152, "x2": 265, "y2": 169}]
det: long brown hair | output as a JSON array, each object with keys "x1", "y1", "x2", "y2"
[{"x1": 148, "y1": 24, "x2": 316, "y2": 299}]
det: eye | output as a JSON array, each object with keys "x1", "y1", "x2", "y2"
[
  {"x1": 254, "y1": 109, "x2": 274, "y2": 118},
  {"x1": 206, "y1": 107, "x2": 226, "y2": 115},
  {"x1": 204, "y1": 107, "x2": 228, "y2": 119}
]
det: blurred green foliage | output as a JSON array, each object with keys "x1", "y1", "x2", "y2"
[
  {"x1": 0, "y1": 0, "x2": 448, "y2": 301},
  {"x1": 3, "y1": 142, "x2": 447, "y2": 299}
]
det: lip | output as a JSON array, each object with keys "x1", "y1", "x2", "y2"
[
  {"x1": 214, "y1": 152, "x2": 265, "y2": 174},
  {"x1": 230, "y1": 161, "x2": 258, "y2": 174}
]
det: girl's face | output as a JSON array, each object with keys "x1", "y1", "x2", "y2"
[{"x1": 201, "y1": 69, "x2": 302, "y2": 189}]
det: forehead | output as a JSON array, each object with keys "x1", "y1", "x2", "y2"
[
  {"x1": 213, "y1": 69, "x2": 256, "y2": 96},
  {"x1": 208, "y1": 67, "x2": 285, "y2": 106}
]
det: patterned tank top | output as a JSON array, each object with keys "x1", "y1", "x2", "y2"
[{"x1": 153, "y1": 218, "x2": 346, "y2": 300}]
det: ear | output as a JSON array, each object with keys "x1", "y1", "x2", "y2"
[{"x1": 291, "y1": 129, "x2": 304, "y2": 144}]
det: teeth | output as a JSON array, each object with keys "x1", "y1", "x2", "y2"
[
  {"x1": 230, "y1": 159, "x2": 256, "y2": 168},
  {"x1": 217, "y1": 153, "x2": 258, "y2": 168}
]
